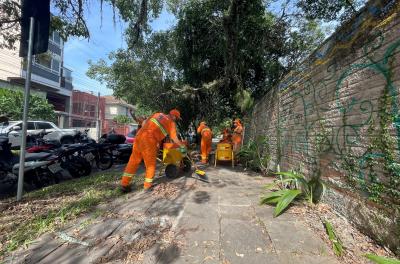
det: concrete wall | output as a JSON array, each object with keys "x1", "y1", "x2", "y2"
[
  {"x1": 246, "y1": 0, "x2": 400, "y2": 254},
  {"x1": 0, "y1": 47, "x2": 22, "y2": 81}
]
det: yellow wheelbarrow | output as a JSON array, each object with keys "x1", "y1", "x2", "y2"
[
  {"x1": 214, "y1": 143, "x2": 234, "y2": 168},
  {"x1": 159, "y1": 142, "x2": 192, "y2": 178}
]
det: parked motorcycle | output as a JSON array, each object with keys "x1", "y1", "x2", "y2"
[
  {"x1": 74, "y1": 128, "x2": 96, "y2": 144},
  {"x1": 80, "y1": 142, "x2": 114, "y2": 170},
  {"x1": 27, "y1": 130, "x2": 113, "y2": 171},
  {"x1": 0, "y1": 128, "x2": 64, "y2": 198},
  {"x1": 26, "y1": 130, "x2": 60, "y2": 153},
  {"x1": 99, "y1": 133, "x2": 132, "y2": 163},
  {"x1": 53, "y1": 143, "x2": 92, "y2": 178}
]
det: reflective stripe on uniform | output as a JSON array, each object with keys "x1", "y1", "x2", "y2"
[
  {"x1": 122, "y1": 172, "x2": 134, "y2": 178},
  {"x1": 150, "y1": 118, "x2": 168, "y2": 136},
  {"x1": 144, "y1": 178, "x2": 153, "y2": 183},
  {"x1": 202, "y1": 128, "x2": 211, "y2": 135}
]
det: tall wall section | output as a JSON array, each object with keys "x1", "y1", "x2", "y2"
[{"x1": 247, "y1": 0, "x2": 400, "y2": 254}]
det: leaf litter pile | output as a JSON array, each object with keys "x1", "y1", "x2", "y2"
[
  {"x1": 92, "y1": 215, "x2": 184, "y2": 263},
  {"x1": 287, "y1": 203, "x2": 397, "y2": 264},
  {"x1": 152, "y1": 183, "x2": 180, "y2": 200}
]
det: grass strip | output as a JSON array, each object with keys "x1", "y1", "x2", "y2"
[{"x1": 1, "y1": 171, "x2": 143, "y2": 257}]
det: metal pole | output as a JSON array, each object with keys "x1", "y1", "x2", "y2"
[
  {"x1": 96, "y1": 92, "x2": 101, "y2": 141},
  {"x1": 17, "y1": 17, "x2": 35, "y2": 201}
]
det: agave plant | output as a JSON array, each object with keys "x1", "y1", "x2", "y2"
[
  {"x1": 324, "y1": 220, "x2": 344, "y2": 256},
  {"x1": 236, "y1": 136, "x2": 270, "y2": 173},
  {"x1": 363, "y1": 254, "x2": 400, "y2": 264},
  {"x1": 260, "y1": 170, "x2": 326, "y2": 217}
]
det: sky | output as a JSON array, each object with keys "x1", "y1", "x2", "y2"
[{"x1": 63, "y1": 2, "x2": 176, "y2": 96}]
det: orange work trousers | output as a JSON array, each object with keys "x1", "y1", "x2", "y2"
[
  {"x1": 232, "y1": 134, "x2": 242, "y2": 152},
  {"x1": 201, "y1": 131, "x2": 212, "y2": 163},
  {"x1": 121, "y1": 131, "x2": 159, "y2": 189}
]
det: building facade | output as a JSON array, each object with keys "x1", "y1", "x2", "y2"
[
  {"x1": 102, "y1": 95, "x2": 136, "y2": 135},
  {"x1": 71, "y1": 90, "x2": 105, "y2": 128},
  {"x1": 0, "y1": 31, "x2": 73, "y2": 128}
]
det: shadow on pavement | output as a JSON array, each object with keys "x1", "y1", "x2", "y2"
[
  {"x1": 192, "y1": 191, "x2": 211, "y2": 204},
  {"x1": 155, "y1": 243, "x2": 182, "y2": 264}
]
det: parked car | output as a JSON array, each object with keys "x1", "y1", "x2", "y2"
[
  {"x1": 0, "y1": 120, "x2": 78, "y2": 148},
  {"x1": 125, "y1": 129, "x2": 136, "y2": 144}
]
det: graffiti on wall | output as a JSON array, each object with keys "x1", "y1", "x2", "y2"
[
  {"x1": 253, "y1": 0, "x2": 400, "y2": 204},
  {"x1": 276, "y1": 26, "x2": 400, "y2": 202}
]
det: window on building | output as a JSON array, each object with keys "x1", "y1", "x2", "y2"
[
  {"x1": 72, "y1": 119, "x2": 95, "y2": 128},
  {"x1": 35, "y1": 53, "x2": 52, "y2": 69},
  {"x1": 53, "y1": 32, "x2": 61, "y2": 45},
  {"x1": 109, "y1": 106, "x2": 117, "y2": 115},
  {"x1": 49, "y1": 31, "x2": 62, "y2": 45},
  {"x1": 52, "y1": 59, "x2": 60, "y2": 73},
  {"x1": 86, "y1": 105, "x2": 96, "y2": 117}
]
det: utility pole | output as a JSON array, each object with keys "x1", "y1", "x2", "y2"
[
  {"x1": 17, "y1": 17, "x2": 35, "y2": 201},
  {"x1": 17, "y1": 0, "x2": 51, "y2": 201}
]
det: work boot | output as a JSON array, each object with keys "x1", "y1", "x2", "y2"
[{"x1": 120, "y1": 184, "x2": 132, "y2": 193}]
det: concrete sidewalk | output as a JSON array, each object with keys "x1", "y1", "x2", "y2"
[{"x1": 6, "y1": 166, "x2": 338, "y2": 264}]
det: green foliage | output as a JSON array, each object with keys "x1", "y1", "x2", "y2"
[
  {"x1": 297, "y1": 0, "x2": 366, "y2": 22},
  {"x1": 88, "y1": 0, "x2": 327, "y2": 127},
  {"x1": 113, "y1": 115, "x2": 132, "y2": 124},
  {"x1": 235, "y1": 90, "x2": 254, "y2": 113},
  {"x1": 273, "y1": 189, "x2": 302, "y2": 217},
  {"x1": 213, "y1": 118, "x2": 233, "y2": 135},
  {"x1": 363, "y1": 254, "x2": 400, "y2": 264},
  {"x1": 236, "y1": 136, "x2": 270, "y2": 174},
  {"x1": 261, "y1": 170, "x2": 326, "y2": 217},
  {"x1": 324, "y1": 220, "x2": 344, "y2": 256},
  {"x1": 0, "y1": 88, "x2": 56, "y2": 122}
]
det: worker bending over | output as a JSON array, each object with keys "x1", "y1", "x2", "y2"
[
  {"x1": 232, "y1": 118, "x2": 243, "y2": 152},
  {"x1": 121, "y1": 109, "x2": 186, "y2": 192},
  {"x1": 197, "y1": 121, "x2": 212, "y2": 164},
  {"x1": 220, "y1": 127, "x2": 232, "y2": 143}
]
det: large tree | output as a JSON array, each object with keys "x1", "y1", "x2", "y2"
[
  {"x1": 0, "y1": 0, "x2": 170, "y2": 49},
  {"x1": 88, "y1": 0, "x2": 326, "y2": 128}
]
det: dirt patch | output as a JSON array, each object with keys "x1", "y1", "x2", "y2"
[
  {"x1": 287, "y1": 203, "x2": 396, "y2": 263},
  {"x1": 152, "y1": 183, "x2": 180, "y2": 200},
  {"x1": 95, "y1": 216, "x2": 175, "y2": 263}
]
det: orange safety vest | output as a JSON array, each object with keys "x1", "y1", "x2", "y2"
[{"x1": 139, "y1": 113, "x2": 177, "y2": 142}]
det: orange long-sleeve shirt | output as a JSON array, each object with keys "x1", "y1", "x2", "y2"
[{"x1": 138, "y1": 113, "x2": 178, "y2": 142}]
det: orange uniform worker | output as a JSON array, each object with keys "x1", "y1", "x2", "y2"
[
  {"x1": 121, "y1": 109, "x2": 186, "y2": 192},
  {"x1": 197, "y1": 121, "x2": 213, "y2": 164},
  {"x1": 232, "y1": 118, "x2": 243, "y2": 152},
  {"x1": 219, "y1": 128, "x2": 232, "y2": 143}
]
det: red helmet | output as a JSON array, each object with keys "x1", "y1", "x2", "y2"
[{"x1": 169, "y1": 109, "x2": 181, "y2": 120}]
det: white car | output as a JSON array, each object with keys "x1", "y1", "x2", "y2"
[{"x1": 0, "y1": 121, "x2": 78, "y2": 147}]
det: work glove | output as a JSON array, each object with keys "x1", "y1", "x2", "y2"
[{"x1": 179, "y1": 145, "x2": 187, "y2": 155}]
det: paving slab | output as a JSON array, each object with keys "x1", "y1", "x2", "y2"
[
  {"x1": 6, "y1": 234, "x2": 64, "y2": 264},
  {"x1": 5, "y1": 165, "x2": 340, "y2": 264},
  {"x1": 220, "y1": 218, "x2": 274, "y2": 257}
]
